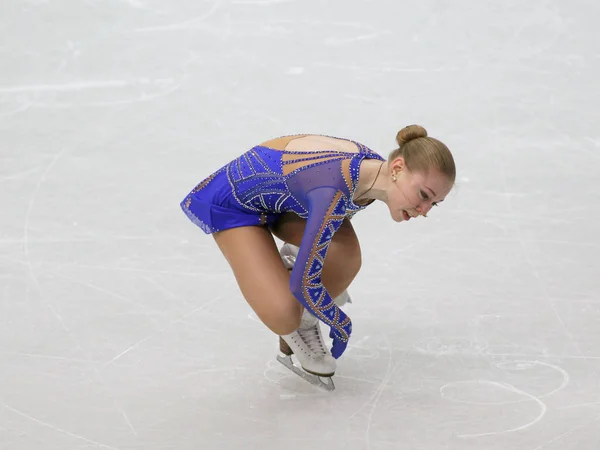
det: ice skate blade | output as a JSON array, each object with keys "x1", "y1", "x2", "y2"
[{"x1": 276, "y1": 354, "x2": 335, "y2": 391}]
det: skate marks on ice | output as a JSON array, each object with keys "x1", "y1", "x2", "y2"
[
  {"x1": 0, "y1": 3, "x2": 387, "y2": 113},
  {"x1": 0, "y1": 0, "x2": 221, "y2": 111},
  {"x1": 0, "y1": 63, "x2": 194, "y2": 110},
  {"x1": 2, "y1": 403, "x2": 120, "y2": 450},
  {"x1": 410, "y1": 334, "x2": 599, "y2": 447},
  {"x1": 440, "y1": 360, "x2": 570, "y2": 439},
  {"x1": 133, "y1": 0, "x2": 223, "y2": 32}
]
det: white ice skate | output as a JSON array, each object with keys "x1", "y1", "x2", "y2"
[
  {"x1": 277, "y1": 243, "x2": 352, "y2": 391},
  {"x1": 278, "y1": 311, "x2": 337, "y2": 391}
]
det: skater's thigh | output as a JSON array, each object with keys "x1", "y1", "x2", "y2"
[
  {"x1": 213, "y1": 226, "x2": 302, "y2": 335},
  {"x1": 271, "y1": 213, "x2": 361, "y2": 265}
]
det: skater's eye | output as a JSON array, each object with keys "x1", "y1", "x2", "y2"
[{"x1": 421, "y1": 189, "x2": 442, "y2": 207}]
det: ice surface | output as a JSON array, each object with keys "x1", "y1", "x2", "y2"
[{"x1": 1, "y1": 0, "x2": 599, "y2": 449}]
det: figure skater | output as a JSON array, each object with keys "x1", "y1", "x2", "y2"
[{"x1": 181, "y1": 125, "x2": 456, "y2": 389}]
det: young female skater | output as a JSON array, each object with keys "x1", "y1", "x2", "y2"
[{"x1": 181, "y1": 125, "x2": 456, "y2": 386}]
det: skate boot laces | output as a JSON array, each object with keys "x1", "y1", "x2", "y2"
[{"x1": 297, "y1": 325, "x2": 328, "y2": 357}]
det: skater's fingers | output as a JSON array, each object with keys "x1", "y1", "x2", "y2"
[
  {"x1": 331, "y1": 338, "x2": 347, "y2": 359},
  {"x1": 329, "y1": 323, "x2": 350, "y2": 358}
]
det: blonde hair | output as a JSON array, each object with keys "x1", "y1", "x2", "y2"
[{"x1": 390, "y1": 125, "x2": 456, "y2": 184}]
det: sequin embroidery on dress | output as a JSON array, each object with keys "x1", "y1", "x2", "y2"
[{"x1": 180, "y1": 136, "x2": 384, "y2": 357}]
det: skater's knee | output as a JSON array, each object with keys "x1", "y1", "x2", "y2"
[
  {"x1": 266, "y1": 312, "x2": 302, "y2": 336},
  {"x1": 259, "y1": 300, "x2": 302, "y2": 336},
  {"x1": 270, "y1": 319, "x2": 300, "y2": 336}
]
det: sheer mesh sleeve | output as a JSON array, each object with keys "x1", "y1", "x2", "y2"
[
  {"x1": 282, "y1": 150, "x2": 361, "y2": 358},
  {"x1": 288, "y1": 186, "x2": 352, "y2": 357}
]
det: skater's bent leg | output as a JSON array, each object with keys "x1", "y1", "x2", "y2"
[
  {"x1": 213, "y1": 226, "x2": 302, "y2": 335},
  {"x1": 270, "y1": 213, "x2": 361, "y2": 297}
]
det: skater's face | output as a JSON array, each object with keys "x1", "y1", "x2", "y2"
[{"x1": 386, "y1": 157, "x2": 453, "y2": 223}]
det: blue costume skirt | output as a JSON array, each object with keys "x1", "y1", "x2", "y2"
[{"x1": 180, "y1": 167, "x2": 280, "y2": 234}]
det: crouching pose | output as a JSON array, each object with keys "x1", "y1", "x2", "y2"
[{"x1": 180, "y1": 125, "x2": 456, "y2": 390}]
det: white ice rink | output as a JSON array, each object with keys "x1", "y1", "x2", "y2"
[{"x1": 1, "y1": 0, "x2": 600, "y2": 449}]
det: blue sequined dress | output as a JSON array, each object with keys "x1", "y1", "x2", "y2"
[{"x1": 180, "y1": 136, "x2": 385, "y2": 358}]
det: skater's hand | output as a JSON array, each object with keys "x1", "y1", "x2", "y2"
[
  {"x1": 330, "y1": 337, "x2": 347, "y2": 359},
  {"x1": 329, "y1": 325, "x2": 351, "y2": 359}
]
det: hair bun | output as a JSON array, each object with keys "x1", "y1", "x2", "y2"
[{"x1": 396, "y1": 124, "x2": 428, "y2": 146}]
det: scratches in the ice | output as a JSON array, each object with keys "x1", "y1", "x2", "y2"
[
  {"x1": 0, "y1": 79, "x2": 173, "y2": 93},
  {"x1": 442, "y1": 380, "x2": 547, "y2": 438},
  {"x1": 493, "y1": 360, "x2": 570, "y2": 400},
  {"x1": 134, "y1": 0, "x2": 222, "y2": 32},
  {"x1": 99, "y1": 385, "x2": 139, "y2": 438},
  {"x1": 33, "y1": 80, "x2": 184, "y2": 109},
  {"x1": 0, "y1": 166, "x2": 41, "y2": 182},
  {"x1": 0, "y1": 102, "x2": 32, "y2": 118},
  {"x1": 178, "y1": 366, "x2": 247, "y2": 379},
  {"x1": 445, "y1": 208, "x2": 576, "y2": 223},
  {"x1": 364, "y1": 333, "x2": 395, "y2": 450},
  {"x1": 558, "y1": 401, "x2": 600, "y2": 410},
  {"x1": 342, "y1": 334, "x2": 398, "y2": 450},
  {"x1": 531, "y1": 413, "x2": 600, "y2": 450},
  {"x1": 105, "y1": 295, "x2": 224, "y2": 366},
  {"x1": 232, "y1": 0, "x2": 295, "y2": 4},
  {"x1": 316, "y1": 61, "x2": 461, "y2": 73},
  {"x1": 44, "y1": 268, "x2": 157, "y2": 312},
  {"x1": 22, "y1": 148, "x2": 81, "y2": 351},
  {"x1": 104, "y1": 337, "x2": 153, "y2": 366},
  {"x1": 335, "y1": 374, "x2": 378, "y2": 385},
  {"x1": 0, "y1": 252, "x2": 203, "y2": 278},
  {"x1": 492, "y1": 110, "x2": 584, "y2": 357},
  {"x1": 0, "y1": 351, "x2": 98, "y2": 363},
  {"x1": 483, "y1": 236, "x2": 600, "y2": 250},
  {"x1": 325, "y1": 31, "x2": 391, "y2": 46},
  {"x1": 120, "y1": 411, "x2": 137, "y2": 437},
  {"x1": 3, "y1": 403, "x2": 120, "y2": 449},
  {"x1": 0, "y1": 234, "x2": 182, "y2": 245},
  {"x1": 144, "y1": 276, "x2": 195, "y2": 308},
  {"x1": 4, "y1": 55, "x2": 201, "y2": 109},
  {"x1": 23, "y1": 150, "x2": 66, "y2": 269},
  {"x1": 396, "y1": 230, "x2": 455, "y2": 254},
  {"x1": 443, "y1": 361, "x2": 570, "y2": 439},
  {"x1": 19, "y1": 148, "x2": 139, "y2": 437},
  {"x1": 118, "y1": 0, "x2": 147, "y2": 9},
  {"x1": 484, "y1": 351, "x2": 600, "y2": 360},
  {"x1": 49, "y1": 263, "x2": 202, "y2": 277}
]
